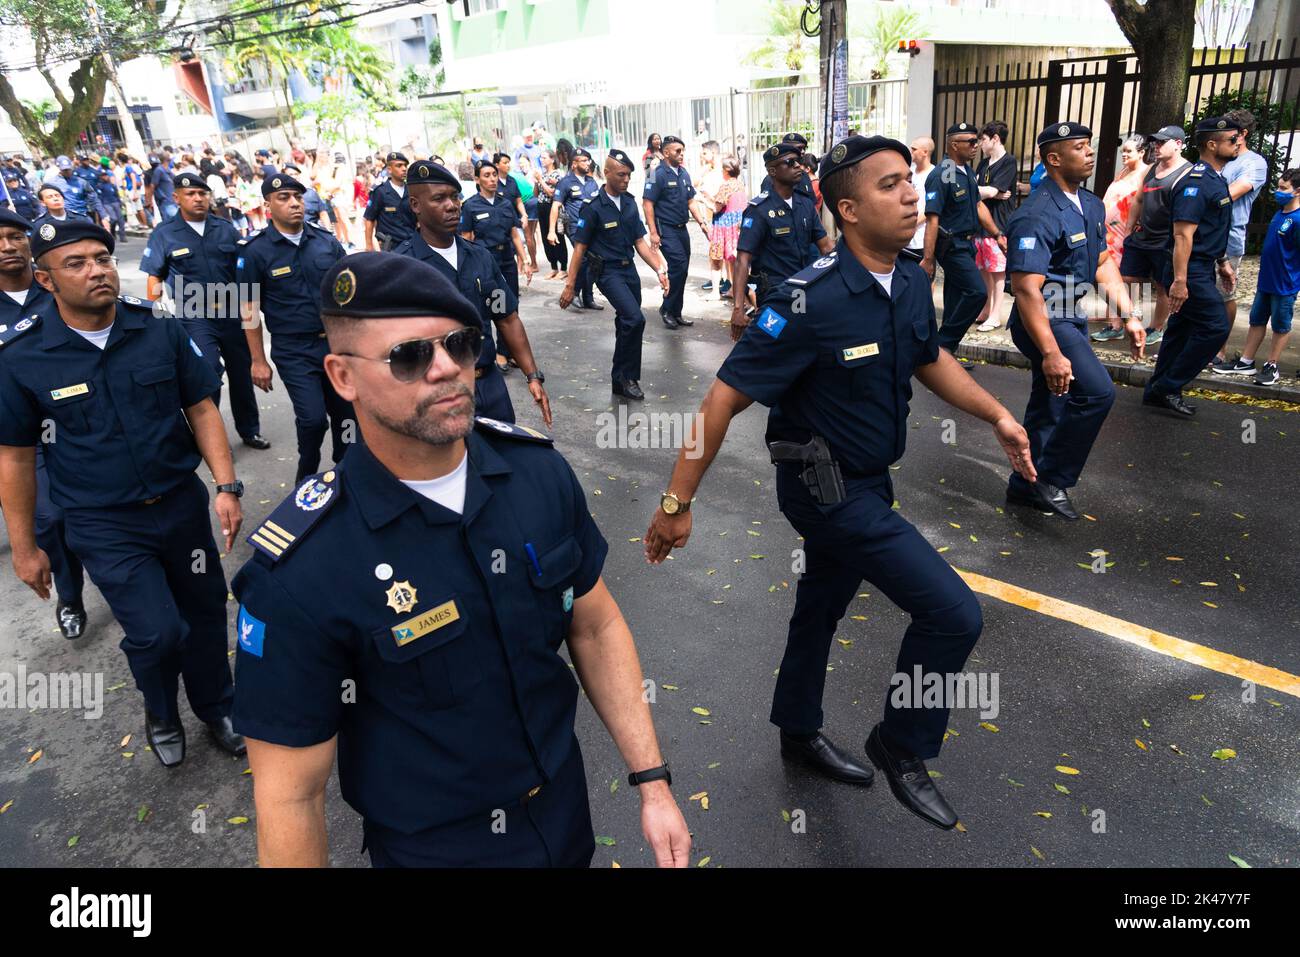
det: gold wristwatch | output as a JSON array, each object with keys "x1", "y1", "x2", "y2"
[{"x1": 659, "y1": 492, "x2": 693, "y2": 515}]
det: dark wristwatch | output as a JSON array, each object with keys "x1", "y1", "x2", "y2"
[
  {"x1": 215, "y1": 480, "x2": 244, "y2": 498},
  {"x1": 628, "y1": 762, "x2": 671, "y2": 788},
  {"x1": 526, "y1": 370, "x2": 545, "y2": 384}
]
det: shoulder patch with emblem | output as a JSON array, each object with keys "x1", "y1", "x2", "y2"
[
  {"x1": 119, "y1": 295, "x2": 144, "y2": 307},
  {"x1": 787, "y1": 252, "x2": 839, "y2": 286},
  {"x1": 474, "y1": 416, "x2": 554, "y2": 444},
  {"x1": 748, "y1": 192, "x2": 769, "y2": 206},
  {"x1": 247, "y1": 469, "x2": 341, "y2": 562},
  {"x1": 0, "y1": 313, "x2": 40, "y2": 348}
]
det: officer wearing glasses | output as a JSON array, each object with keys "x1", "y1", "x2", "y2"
[{"x1": 231, "y1": 252, "x2": 691, "y2": 868}]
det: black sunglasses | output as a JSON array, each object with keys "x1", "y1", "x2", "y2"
[
  {"x1": 339, "y1": 327, "x2": 483, "y2": 382},
  {"x1": 771, "y1": 156, "x2": 801, "y2": 168}
]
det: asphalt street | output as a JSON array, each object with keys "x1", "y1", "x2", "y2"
[{"x1": 1, "y1": 233, "x2": 1296, "y2": 868}]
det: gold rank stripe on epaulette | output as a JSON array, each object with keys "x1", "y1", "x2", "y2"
[
  {"x1": 0, "y1": 314, "x2": 40, "y2": 348},
  {"x1": 247, "y1": 470, "x2": 341, "y2": 562},
  {"x1": 474, "y1": 416, "x2": 554, "y2": 444}
]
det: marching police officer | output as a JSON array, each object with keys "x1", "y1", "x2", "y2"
[
  {"x1": 759, "y1": 132, "x2": 815, "y2": 198},
  {"x1": 48, "y1": 157, "x2": 106, "y2": 227},
  {"x1": 922, "y1": 122, "x2": 1006, "y2": 352},
  {"x1": 644, "y1": 136, "x2": 1035, "y2": 829},
  {"x1": 732, "y1": 142, "x2": 834, "y2": 342},
  {"x1": 642, "y1": 134, "x2": 711, "y2": 329},
  {"x1": 238, "y1": 173, "x2": 352, "y2": 482},
  {"x1": 395, "y1": 159, "x2": 552, "y2": 425},
  {"x1": 94, "y1": 163, "x2": 125, "y2": 242},
  {"x1": 33, "y1": 185, "x2": 90, "y2": 233},
  {"x1": 493, "y1": 151, "x2": 533, "y2": 270},
  {"x1": 0, "y1": 208, "x2": 87, "y2": 637},
  {"x1": 0, "y1": 220, "x2": 246, "y2": 767},
  {"x1": 230, "y1": 252, "x2": 690, "y2": 868},
  {"x1": 142, "y1": 172, "x2": 270, "y2": 451},
  {"x1": 1004, "y1": 122, "x2": 1143, "y2": 519},
  {"x1": 559, "y1": 149, "x2": 670, "y2": 401},
  {"x1": 547, "y1": 148, "x2": 602, "y2": 311},
  {"x1": 461, "y1": 159, "x2": 532, "y2": 299},
  {"x1": 284, "y1": 163, "x2": 326, "y2": 227},
  {"x1": 1143, "y1": 116, "x2": 1239, "y2": 417},
  {"x1": 5, "y1": 169, "x2": 38, "y2": 222},
  {"x1": 364, "y1": 151, "x2": 416, "y2": 251}
]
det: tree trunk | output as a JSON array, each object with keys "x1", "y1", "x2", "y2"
[
  {"x1": 0, "y1": 72, "x2": 56, "y2": 156},
  {"x1": 1106, "y1": 0, "x2": 1197, "y2": 135}
]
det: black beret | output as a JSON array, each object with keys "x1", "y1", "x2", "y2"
[
  {"x1": 1194, "y1": 115, "x2": 1233, "y2": 135},
  {"x1": 174, "y1": 172, "x2": 209, "y2": 191},
  {"x1": 262, "y1": 173, "x2": 306, "y2": 198},
  {"x1": 2, "y1": 169, "x2": 20, "y2": 179},
  {"x1": 782, "y1": 132, "x2": 809, "y2": 147},
  {"x1": 763, "y1": 142, "x2": 802, "y2": 164},
  {"x1": 573, "y1": 148, "x2": 592, "y2": 160},
  {"x1": 818, "y1": 135, "x2": 911, "y2": 180},
  {"x1": 662, "y1": 135, "x2": 685, "y2": 148},
  {"x1": 0, "y1": 207, "x2": 31, "y2": 230},
  {"x1": 607, "y1": 149, "x2": 634, "y2": 172},
  {"x1": 1037, "y1": 121, "x2": 1093, "y2": 147},
  {"x1": 321, "y1": 252, "x2": 481, "y2": 326},
  {"x1": 407, "y1": 160, "x2": 460, "y2": 189},
  {"x1": 385, "y1": 151, "x2": 408, "y2": 164},
  {"x1": 946, "y1": 122, "x2": 976, "y2": 137},
  {"x1": 474, "y1": 159, "x2": 496, "y2": 176},
  {"x1": 31, "y1": 219, "x2": 114, "y2": 260}
]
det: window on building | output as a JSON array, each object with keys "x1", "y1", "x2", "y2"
[{"x1": 452, "y1": 0, "x2": 502, "y2": 19}]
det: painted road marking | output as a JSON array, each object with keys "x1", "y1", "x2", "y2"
[{"x1": 957, "y1": 568, "x2": 1300, "y2": 699}]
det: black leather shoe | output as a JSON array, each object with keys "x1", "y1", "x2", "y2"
[
  {"x1": 582, "y1": 299, "x2": 603, "y2": 311},
  {"x1": 865, "y1": 725, "x2": 958, "y2": 830},
  {"x1": 206, "y1": 716, "x2": 247, "y2": 757},
  {"x1": 780, "y1": 731, "x2": 874, "y2": 785},
  {"x1": 145, "y1": 710, "x2": 186, "y2": 768},
  {"x1": 56, "y1": 600, "x2": 86, "y2": 640},
  {"x1": 1006, "y1": 480, "x2": 1080, "y2": 520},
  {"x1": 612, "y1": 380, "x2": 645, "y2": 400},
  {"x1": 241, "y1": 434, "x2": 271, "y2": 450},
  {"x1": 675, "y1": 315, "x2": 694, "y2": 327},
  {"x1": 1142, "y1": 391, "x2": 1196, "y2": 416},
  {"x1": 661, "y1": 314, "x2": 680, "y2": 329}
]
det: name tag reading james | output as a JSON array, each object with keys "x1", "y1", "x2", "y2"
[
  {"x1": 270, "y1": 266, "x2": 292, "y2": 277},
  {"x1": 392, "y1": 600, "x2": 460, "y2": 647},
  {"x1": 51, "y1": 383, "x2": 89, "y2": 400},
  {"x1": 842, "y1": 343, "x2": 879, "y2": 361}
]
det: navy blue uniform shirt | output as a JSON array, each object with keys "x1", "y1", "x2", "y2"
[
  {"x1": 391, "y1": 231, "x2": 518, "y2": 369},
  {"x1": 555, "y1": 171, "x2": 599, "y2": 224},
  {"x1": 572, "y1": 190, "x2": 647, "y2": 261},
  {"x1": 460, "y1": 192, "x2": 520, "y2": 254},
  {"x1": 0, "y1": 278, "x2": 50, "y2": 327},
  {"x1": 231, "y1": 422, "x2": 609, "y2": 833},
  {"x1": 8, "y1": 183, "x2": 38, "y2": 221},
  {"x1": 140, "y1": 215, "x2": 243, "y2": 320},
  {"x1": 55, "y1": 175, "x2": 104, "y2": 220},
  {"x1": 93, "y1": 177, "x2": 119, "y2": 209},
  {"x1": 717, "y1": 241, "x2": 940, "y2": 476},
  {"x1": 759, "y1": 170, "x2": 814, "y2": 198},
  {"x1": 737, "y1": 189, "x2": 827, "y2": 283},
  {"x1": 1005, "y1": 176, "x2": 1107, "y2": 321},
  {"x1": 924, "y1": 160, "x2": 981, "y2": 236},
  {"x1": 235, "y1": 223, "x2": 347, "y2": 336},
  {"x1": 147, "y1": 164, "x2": 174, "y2": 208},
  {"x1": 1166, "y1": 161, "x2": 1232, "y2": 261},
  {"x1": 642, "y1": 162, "x2": 696, "y2": 226},
  {"x1": 362, "y1": 179, "x2": 416, "y2": 241},
  {"x1": 0, "y1": 297, "x2": 220, "y2": 508}
]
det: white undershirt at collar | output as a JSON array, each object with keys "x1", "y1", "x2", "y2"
[
  {"x1": 185, "y1": 218, "x2": 206, "y2": 237},
  {"x1": 72, "y1": 323, "x2": 113, "y2": 350},
  {"x1": 427, "y1": 240, "x2": 458, "y2": 270},
  {"x1": 400, "y1": 449, "x2": 468, "y2": 514},
  {"x1": 604, "y1": 190, "x2": 621, "y2": 210}
]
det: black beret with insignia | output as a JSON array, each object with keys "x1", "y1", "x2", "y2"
[
  {"x1": 782, "y1": 132, "x2": 809, "y2": 147},
  {"x1": 662, "y1": 135, "x2": 684, "y2": 148},
  {"x1": 817, "y1": 135, "x2": 911, "y2": 181},
  {"x1": 407, "y1": 160, "x2": 461, "y2": 190},
  {"x1": 174, "y1": 171, "x2": 209, "y2": 191},
  {"x1": 320, "y1": 252, "x2": 480, "y2": 327},
  {"x1": 608, "y1": 148, "x2": 635, "y2": 172},
  {"x1": 764, "y1": 142, "x2": 802, "y2": 164},
  {"x1": 1037, "y1": 121, "x2": 1092, "y2": 147},
  {"x1": 262, "y1": 173, "x2": 306, "y2": 198},
  {"x1": 0, "y1": 207, "x2": 32, "y2": 231},
  {"x1": 30, "y1": 219, "x2": 114, "y2": 260},
  {"x1": 573, "y1": 148, "x2": 592, "y2": 160},
  {"x1": 386, "y1": 151, "x2": 408, "y2": 164},
  {"x1": 946, "y1": 122, "x2": 975, "y2": 137},
  {"x1": 1194, "y1": 115, "x2": 1232, "y2": 135}
]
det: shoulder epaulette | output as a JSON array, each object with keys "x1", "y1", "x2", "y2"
[
  {"x1": 0, "y1": 313, "x2": 40, "y2": 347},
  {"x1": 474, "y1": 416, "x2": 554, "y2": 444},
  {"x1": 748, "y1": 191, "x2": 769, "y2": 205},
  {"x1": 581, "y1": 197, "x2": 593, "y2": 204},
  {"x1": 247, "y1": 469, "x2": 341, "y2": 562},
  {"x1": 307, "y1": 220, "x2": 329, "y2": 231},
  {"x1": 787, "y1": 251, "x2": 840, "y2": 286},
  {"x1": 119, "y1": 295, "x2": 146, "y2": 308}
]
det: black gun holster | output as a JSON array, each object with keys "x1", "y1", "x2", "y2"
[{"x1": 767, "y1": 434, "x2": 846, "y2": 506}]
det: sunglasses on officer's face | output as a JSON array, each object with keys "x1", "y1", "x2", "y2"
[
  {"x1": 338, "y1": 327, "x2": 483, "y2": 382},
  {"x1": 771, "y1": 157, "x2": 801, "y2": 169}
]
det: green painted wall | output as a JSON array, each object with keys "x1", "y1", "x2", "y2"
[{"x1": 450, "y1": 0, "x2": 612, "y2": 58}]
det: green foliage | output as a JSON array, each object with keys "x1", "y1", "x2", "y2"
[
  {"x1": 742, "y1": 0, "x2": 818, "y2": 87},
  {"x1": 1183, "y1": 86, "x2": 1300, "y2": 189},
  {"x1": 858, "y1": 4, "x2": 924, "y2": 80}
]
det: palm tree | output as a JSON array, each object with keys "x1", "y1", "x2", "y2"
[{"x1": 742, "y1": 0, "x2": 820, "y2": 132}]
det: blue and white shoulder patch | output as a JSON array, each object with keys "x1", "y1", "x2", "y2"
[
  {"x1": 787, "y1": 252, "x2": 839, "y2": 286},
  {"x1": 754, "y1": 307, "x2": 788, "y2": 339},
  {"x1": 0, "y1": 313, "x2": 40, "y2": 348},
  {"x1": 236, "y1": 605, "x2": 266, "y2": 658},
  {"x1": 474, "y1": 416, "x2": 554, "y2": 444},
  {"x1": 1017, "y1": 237, "x2": 1037, "y2": 250},
  {"x1": 247, "y1": 469, "x2": 341, "y2": 562}
]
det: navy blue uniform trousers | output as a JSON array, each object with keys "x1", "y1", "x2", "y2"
[
  {"x1": 494, "y1": 252, "x2": 520, "y2": 362},
  {"x1": 183, "y1": 318, "x2": 261, "y2": 441},
  {"x1": 270, "y1": 333, "x2": 354, "y2": 482},
  {"x1": 35, "y1": 449, "x2": 84, "y2": 603},
  {"x1": 596, "y1": 264, "x2": 645, "y2": 384},
  {"x1": 773, "y1": 468, "x2": 982, "y2": 760},
  {"x1": 364, "y1": 742, "x2": 594, "y2": 867},
  {"x1": 935, "y1": 240, "x2": 987, "y2": 353},
  {"x1": 61, "y1": 474, "x2": 234, "y2": 723},
  {"x1": 658, "y1": 223, "x2": 690, "y2": 318},
  {"x1": 1145, "y1": 262, "x2": 1230, "y2": 399},
  {"x1": 1007, "y1": 313, "x2": 1116, "y2": 493}
]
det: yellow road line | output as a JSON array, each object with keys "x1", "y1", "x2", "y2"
[{"x1": 956, "y1": 568, "x2": 1300, "y2": 700}]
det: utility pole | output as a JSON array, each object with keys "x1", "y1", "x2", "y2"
[
  {"x1": 85, "y1": 0, "x2": 149, "y2": 159},
  {"x1": 817, "y1": 0, "x2": 848, "y2": 152}
]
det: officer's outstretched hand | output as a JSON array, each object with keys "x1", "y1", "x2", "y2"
[
  {"x1": 641, "y1": 785, "x2": 692, "y2": 867},
  {"x1": 644, "y1": 509, "x2": 692, "y2": 564},
  {"x1": 1167, "y1": 278, "x2": 1188, "y2": 315},
  {"x1": 214, "y1": 492, "x2": 243, "y2": 553},
  {"x1": 12, "y1": 545, "x2": 52, "y2": 601},
  {"x1": 528, "y1": 380, "x2": 553, "y2": 427},
  {"x1": 558, "y1": 284, "x2": 575, "y2": 310},
  {"x1": 251, "y1": 358, "x2": 275, "y2": 392},
  {"x1": 994, "y1": 415, "x2": 1037, "y2": 484},
  {"x1": 1042, "y1": 350, "x2": 1073, "y2": 396},
  {"x1": 522, "y1": 261, "x2": 535, "y2": 286},
  {"x1": 1124, "y1": 317, "x2": 1147, "y2": 361},
  {"x1": 729, "y1": 304, "x2": 751, "y2": 343}
]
